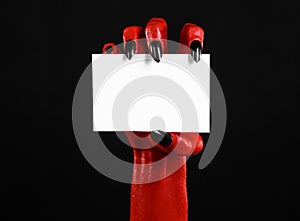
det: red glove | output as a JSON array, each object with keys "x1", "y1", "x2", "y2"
[{"x1": 103, "y1": 18, "x2": 204, "y2": 221}]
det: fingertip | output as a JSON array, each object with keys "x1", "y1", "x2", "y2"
[
  {"x1": 102, "y1": 43, "x2": 120, "y2": 54},
  {"x1": 179, "y1": 23, "x2": 204, "y2": 52},
  {"x1": 123, "y1": 26, "x2": 145, "y2": 42},
  {"x1": 123, "y1": 26, "x2": 146, "y2": 55},
  {"x1": 145, "y1": 18, "x2": 168, "y2": 54}
]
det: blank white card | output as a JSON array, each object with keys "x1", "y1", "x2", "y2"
[{"x1": 92, "y1": 54, "x2": 210, "y2": 132}]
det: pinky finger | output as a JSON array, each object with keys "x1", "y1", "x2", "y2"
[{"x1": 102, "y1": 43, "x2": 121, "y2": 54}]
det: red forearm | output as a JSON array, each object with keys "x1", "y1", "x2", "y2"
[
  {"x1": 130, "y1": 148, "x2": 188, "y2": 221},
  {"x1": 129, "y1": 132, "x2": 203, "y2": 221}
]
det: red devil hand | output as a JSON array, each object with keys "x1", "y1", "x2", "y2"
[{"x1": 103, "y1": 18, "x2": 204, "y2": 221}]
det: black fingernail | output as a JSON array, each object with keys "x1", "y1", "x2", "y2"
[
  {"x1": 149, "y1": 41, "x2": 162, "y2": 63},
  {"x1": 125, "y1": 40, "x2": 136, "y2": 60},
  {"x1": 190, "y1": 40, "x2": 202, "y2": 62},
  {"x1": 150, "y1": 130, "x2": 172, "y2": 146}
]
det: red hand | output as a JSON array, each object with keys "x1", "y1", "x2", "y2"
[{"x1": 103, "y1": 18, "x2": 204, "y2": 221}]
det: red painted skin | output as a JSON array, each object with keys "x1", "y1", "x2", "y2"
[
  {"x1": 123, "y1": 26, "x2": 146, "y2": 53},
  {"x1": 145, "y1": 18, "x2": 168, "y2": 54},
  {"x1": 102, "y1": 43, "x2": 120, "y2": 54},
  {"x1": 103, "y1": 18, "x2": 204, "y2": 221},
  {"x1": 179, "y1": 23, "x2": 204, "y2": 53}
]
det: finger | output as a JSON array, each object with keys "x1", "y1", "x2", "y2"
[
  {"x1": 178, "y1": 23, "x2": 204, "y2": 62},
  {"x1": 123, "y1": 26, "x2": 146, "y2": 59},
  {"x1": 102, "y1": 43, "x2": 121, "y2": 54},
  {"x1": 122, "y1": 27, "x2": 149, "y2": 140},
  {"x1": 103, "y1": 44, "x2": 148, "y2": 142},
  {"x1": 145, "y1": 18, "x2": 168, "y2": 62}
]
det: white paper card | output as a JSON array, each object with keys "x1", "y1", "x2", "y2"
[{"x1": 92, "y1": 54, "x2": 210, "y2": 132}]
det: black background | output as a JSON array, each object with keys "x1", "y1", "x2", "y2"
[{"x1": 3, "y1": 1, "x2": 299, "y2": 220}]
